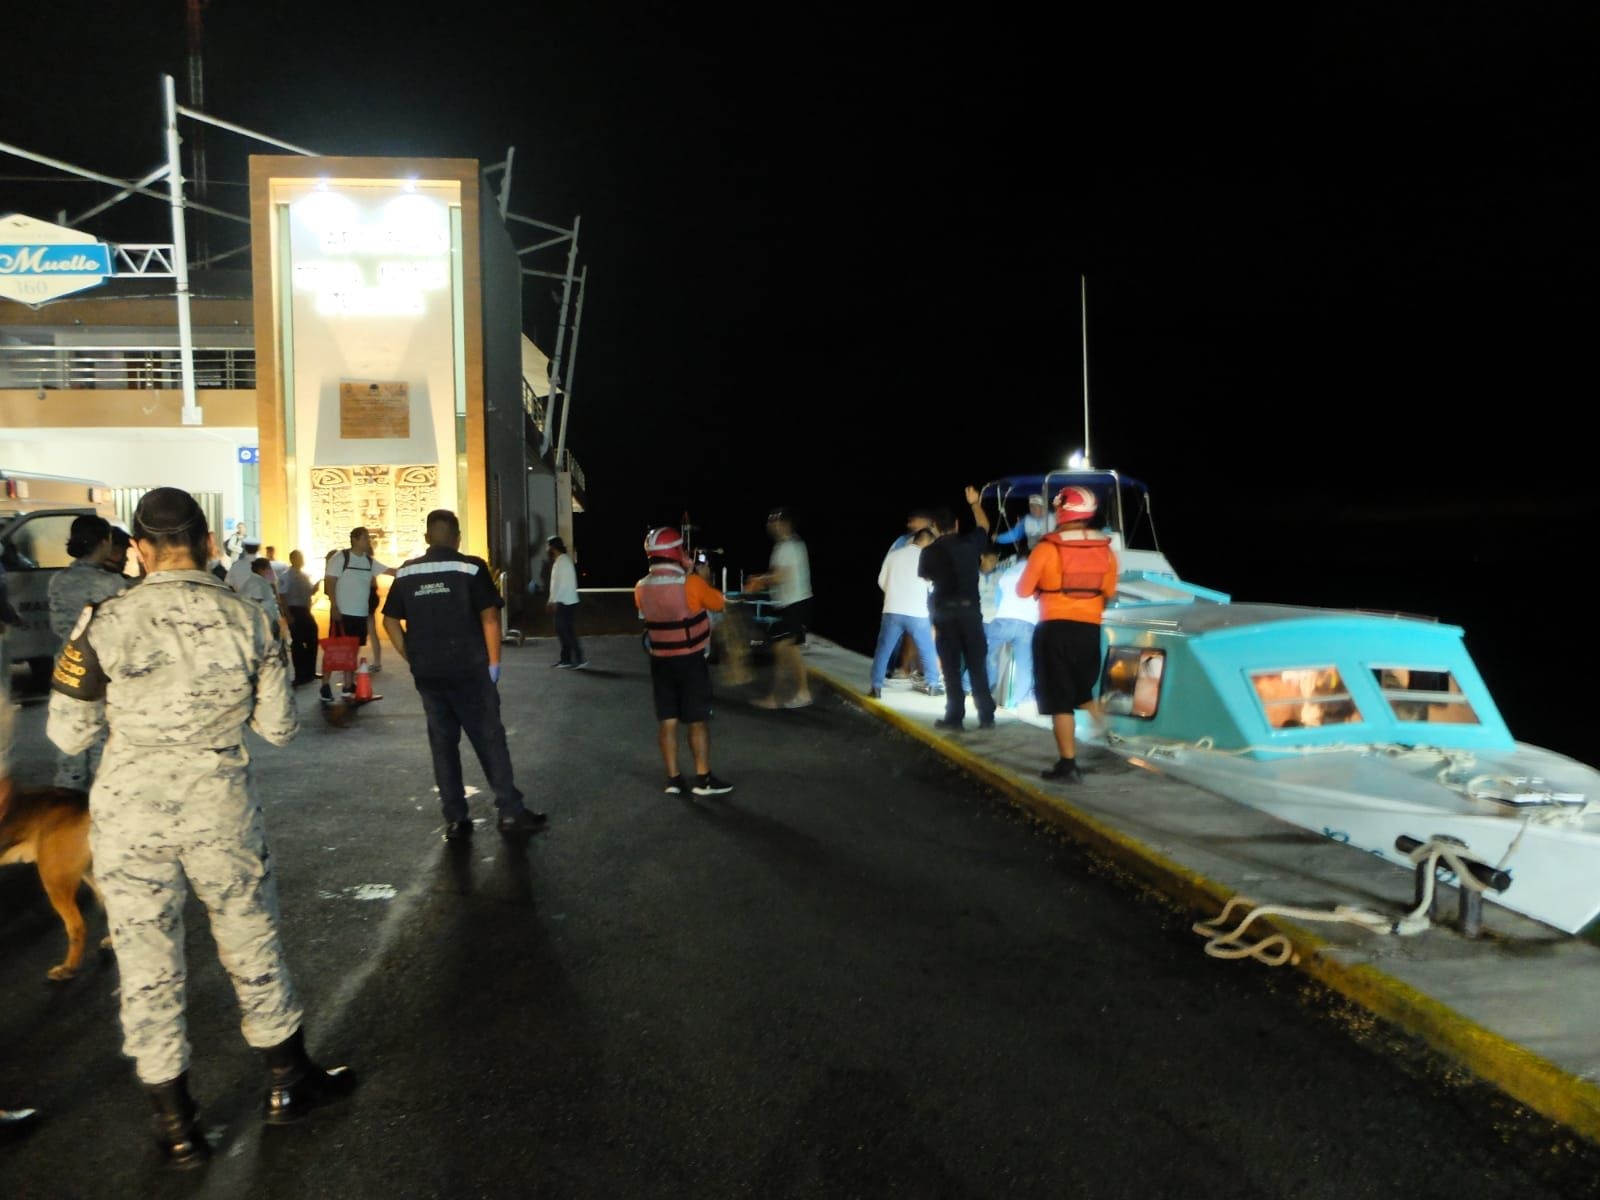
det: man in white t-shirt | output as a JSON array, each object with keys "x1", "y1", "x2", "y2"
[
  {"x1": 747, "y1": 508, "x2": 813, "y2": 709},
  {"x1": 867, "y1": 527, "x2": 937, "y2": 699},
  {"x1": 321, "y1": 527, "x2": 396, "y2": 701}
]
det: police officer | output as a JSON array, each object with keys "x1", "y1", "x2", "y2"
[
  {"x1": 46, "y1": 514, "x2": 127, "y2": 789},
  {"x1": 381, "y1": 508, "x2": 547, "y2": 842},
  {"x1": 45, "y1": 487, "x2": 353, "y2": 1168}
]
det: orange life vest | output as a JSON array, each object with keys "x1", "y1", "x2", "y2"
[
  {"x1": 1041, "y1": 534, "x2": 1113, "y2": 598},
  {"x1": 637, "y1": 564, "x2": 712, "y2": 657}
]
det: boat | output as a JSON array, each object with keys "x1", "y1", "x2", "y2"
[{"x1": 977, "y1": 469, "x2": 1600, "y2": 935}]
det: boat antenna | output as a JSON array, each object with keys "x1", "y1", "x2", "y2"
[{"x1": 1080, "y1": 273, "x2": 1092, "y2": 469}]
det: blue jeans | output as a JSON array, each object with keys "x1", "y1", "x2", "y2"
[
  {"x1": 416, "y1": 673, "x2": 528, "y2": 823},
  {"x1": 987, "y1": 617, "x2": 1036, "y2": 706},
  {"x1": 870, "y1": 612, "x2": 939, "y2": 690}
]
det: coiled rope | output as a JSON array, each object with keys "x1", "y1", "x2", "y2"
[{"x1": 1192, "y1": 835, "x2": 1502, "y2": 965}]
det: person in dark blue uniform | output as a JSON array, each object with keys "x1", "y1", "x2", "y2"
[
  {"x1": 381, "y1": 509, "x2": 547, "y2": 843},
  {"x1": 918, "y1": 490, "x2": 998, "y2": 732}
]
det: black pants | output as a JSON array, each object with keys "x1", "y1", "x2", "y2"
[
  {"x1": 553, "y1": 602, "x2": 583, "y2": 665},
  {"x1": 288, "y1": 605, "x2": 318, "y2": 683},
  {"x1": 416, "y1": 673, "x2": 527, "y2": 823},
  {"x1": 932, "y1": 604, "x2": 995, "y2": 724}
]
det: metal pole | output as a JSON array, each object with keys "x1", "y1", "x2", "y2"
[
  {"x1": 539, "y1": 215, "x2": 580, "y2": 458},
  {"x1": 554, "y1": 264, "x2": 586, "y2": 465},
  {"x1": 1080, "y1": 274, "x2": 1091, "y2": 468},
  {"x1": 499, "y1": 147, "x2": 514, "y2": 219},
  {"x1": 165, "y1": 75, "x2": 202, "y2": 426}
]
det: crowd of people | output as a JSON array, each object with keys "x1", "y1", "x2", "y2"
[
  {"x1": 1, "y1": 488, "x2": 1116, "y2": 1162},
  {"x1": 866, "y1": 483, "x2": 1118, "y2": 782}
]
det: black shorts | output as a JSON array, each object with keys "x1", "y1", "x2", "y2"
[
  {"x1": 770, "y1": 597, "x2": 812, "y2": 646},
  {"x1": 650, "y1": 653, "x2": 715, "y2": 723},
  {"x1": 336, "y1": 614, "x2": 369, "y2": 644},
  {"x1": 1033, "y1": 620, "x2": 1104, "y2": 715}
]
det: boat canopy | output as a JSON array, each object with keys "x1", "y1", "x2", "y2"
[{"x1": 979, "y1": 469, "x2": 1160, "y2": 556}]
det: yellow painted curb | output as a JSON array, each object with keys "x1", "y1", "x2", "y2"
[{"x1": 811, "y1": 664, "x2": 1600, "y2": 1146}]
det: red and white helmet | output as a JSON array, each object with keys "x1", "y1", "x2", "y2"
[
  {"x1": 1053, "y1": 485, "x2": 1098, "y2": 525},
  {"x1": 644, "y1": 527, "x2": 685, "y2": 560}
]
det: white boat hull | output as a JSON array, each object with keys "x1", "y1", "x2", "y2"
[{"x1": 1105, "y1": 738, "x2": 1600, "y2": 934}]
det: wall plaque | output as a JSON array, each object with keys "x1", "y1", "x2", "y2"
[{"x1": 339, "y1": 380, "x2": 410, "y2": 439}]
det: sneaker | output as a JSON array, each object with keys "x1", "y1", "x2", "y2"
[
  {"x1": 692, "y1": 773, "x2": 734, "y2": 796},
  {"x1": 867, "y1": 687, "x2": 882, "y2": 699},
  {"x1": 664, "y1": 776, "x2": 688, "y2": 795},
  {"x1": 783, "y1": 696, "x2": 813, "y2": 709},
  {"x1": 571, "y1": 661, "x2": 589, "y2": 670},
  {"x1": 1040, "y1": 760, "x2": 1082, "y2": 783},
  {"x1": 443, "y1": 819, "x2": 474, "y2": 842},
  {"x1": 552, "y1": 661, "x2": 574, "y2": 669},
  {"x1": 977, "y1": 717, "x2": 996, "y2": 730},
  {"x1": 319, "y1": 683, "x2": 333, "y2": 703},
  {"x1": 497, "y1": 809, "x2": 550, "y2": 835},
  {"x1": 934, "y1": 717, "x2": 964, "y2": 731}
]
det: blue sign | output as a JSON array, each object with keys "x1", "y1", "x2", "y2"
[
  {"x1": 238, "y1": 446, "x2": 259, "y2": 464},
  {"x1": 0, "y1": 243, "x2": 114, "y2": 277}
]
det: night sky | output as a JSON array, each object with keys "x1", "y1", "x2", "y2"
[{"x1": 7, "y1": 4, "x2": 1599, "y2": 756}]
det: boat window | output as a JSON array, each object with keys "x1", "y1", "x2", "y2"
[
  {"x1": 1369, "y1": 667, "x2": 1480, "y2": 725},
  {"x1": 1100, "y1": 647, "x2": 1164, "y2": 719},
  {"x1": 1249, "y1": 667, "x2": 1363, "y2": 729}
]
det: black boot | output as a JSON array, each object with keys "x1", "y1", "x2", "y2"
[
  {"x1": 261, "y1": 1028, "x2": 356, "y2": 1125},
  {"x1": 145, "y1": 1073, "x2": 210, "y2": 1169}
]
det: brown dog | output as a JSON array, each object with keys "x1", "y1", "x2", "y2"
[{"x1": 0, "y1": 782, "x2": 105, "y2": 982}]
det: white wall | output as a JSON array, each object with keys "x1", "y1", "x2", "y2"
[{"x1": 0, "y1": 428, "x2": 254, "y2": 527}]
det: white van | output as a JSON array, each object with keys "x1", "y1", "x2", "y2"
[{"x1": 1, "y1": 471, "x2": 122, "y2": 688}]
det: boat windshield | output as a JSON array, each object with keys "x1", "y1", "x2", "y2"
[{"x1": 980, "y1": 470, "x2": 1162, "y2": 553}]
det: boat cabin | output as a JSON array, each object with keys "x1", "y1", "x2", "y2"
[{"x1": 1097, "y1": 601, "x2": 1517, "y2": 757}]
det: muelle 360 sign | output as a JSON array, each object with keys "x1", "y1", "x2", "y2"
[{"x1": 0, "y1": 213, "x2": 115, "y2": 304}]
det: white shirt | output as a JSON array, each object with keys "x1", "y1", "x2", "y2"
[
  {"x1": 326, "y1": 551, "x2": 390, "y2": 616},
  {"x1": 548, "y1": 555, "x2": 579, "y2": 605},
  {"x1": 993, "y1": 560, "x2": 1040, "y2": 624},
  {"x1": 877, "y1": 541, "x2": 931, "y2": 617},
  {"x1": 224, "y1": 555, "x2": 258, "y2": 593},
  {"x1": 768, "y1": 537, "x2": 811, "y2": 607},
  {"x1": 238, "y1": 572, "x2": 281, "y2": 629}
]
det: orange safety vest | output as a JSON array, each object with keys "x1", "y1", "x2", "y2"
[
  {"x1": 637, "y1": 565, "x2": 712, "y2": 657},
  {"x1": 1040, "y1": 535, "x2": 1114, "y2": 598}
]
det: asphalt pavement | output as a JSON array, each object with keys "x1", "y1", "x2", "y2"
[{"x1": 3, "y1": 635, "x2": 1600, "y2": 1199}]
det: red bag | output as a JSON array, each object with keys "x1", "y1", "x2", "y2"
[{"x1": 319, "y1": 621, "x2": 362, "y2": 674}]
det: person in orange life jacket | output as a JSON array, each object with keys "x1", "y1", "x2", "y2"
[
  {"x1": 1016, "y1": 485, "x2": 1119, "y2": 782},
  {"x1": 917, "y1": 490, "x2": 997, "y2": 732},
  {"x1": 381, "y1": 510, "x2": 547, "y2": 842},
  {"x1": 635, "y1": 528, "x2": 734, "y2": 797}
]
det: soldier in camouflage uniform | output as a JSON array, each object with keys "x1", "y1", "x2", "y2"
[
  {"x1": 46, "y1": 515, "x2": 126, "y2": 789},
  {"x1": 46, "y1": 487, "x2": 353, "y2": 1169}
]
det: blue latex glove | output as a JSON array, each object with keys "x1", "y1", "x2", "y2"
[{"x1": 488, "y1": 664, "x2": 501, "y2": 684}]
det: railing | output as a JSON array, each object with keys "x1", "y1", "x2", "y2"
[
  {"x1": 0, "y1": 344, "x2": 256, "y2": 391},
  {"x1": 521, "y1": 377, "x2": 547, "y2": 431}
]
